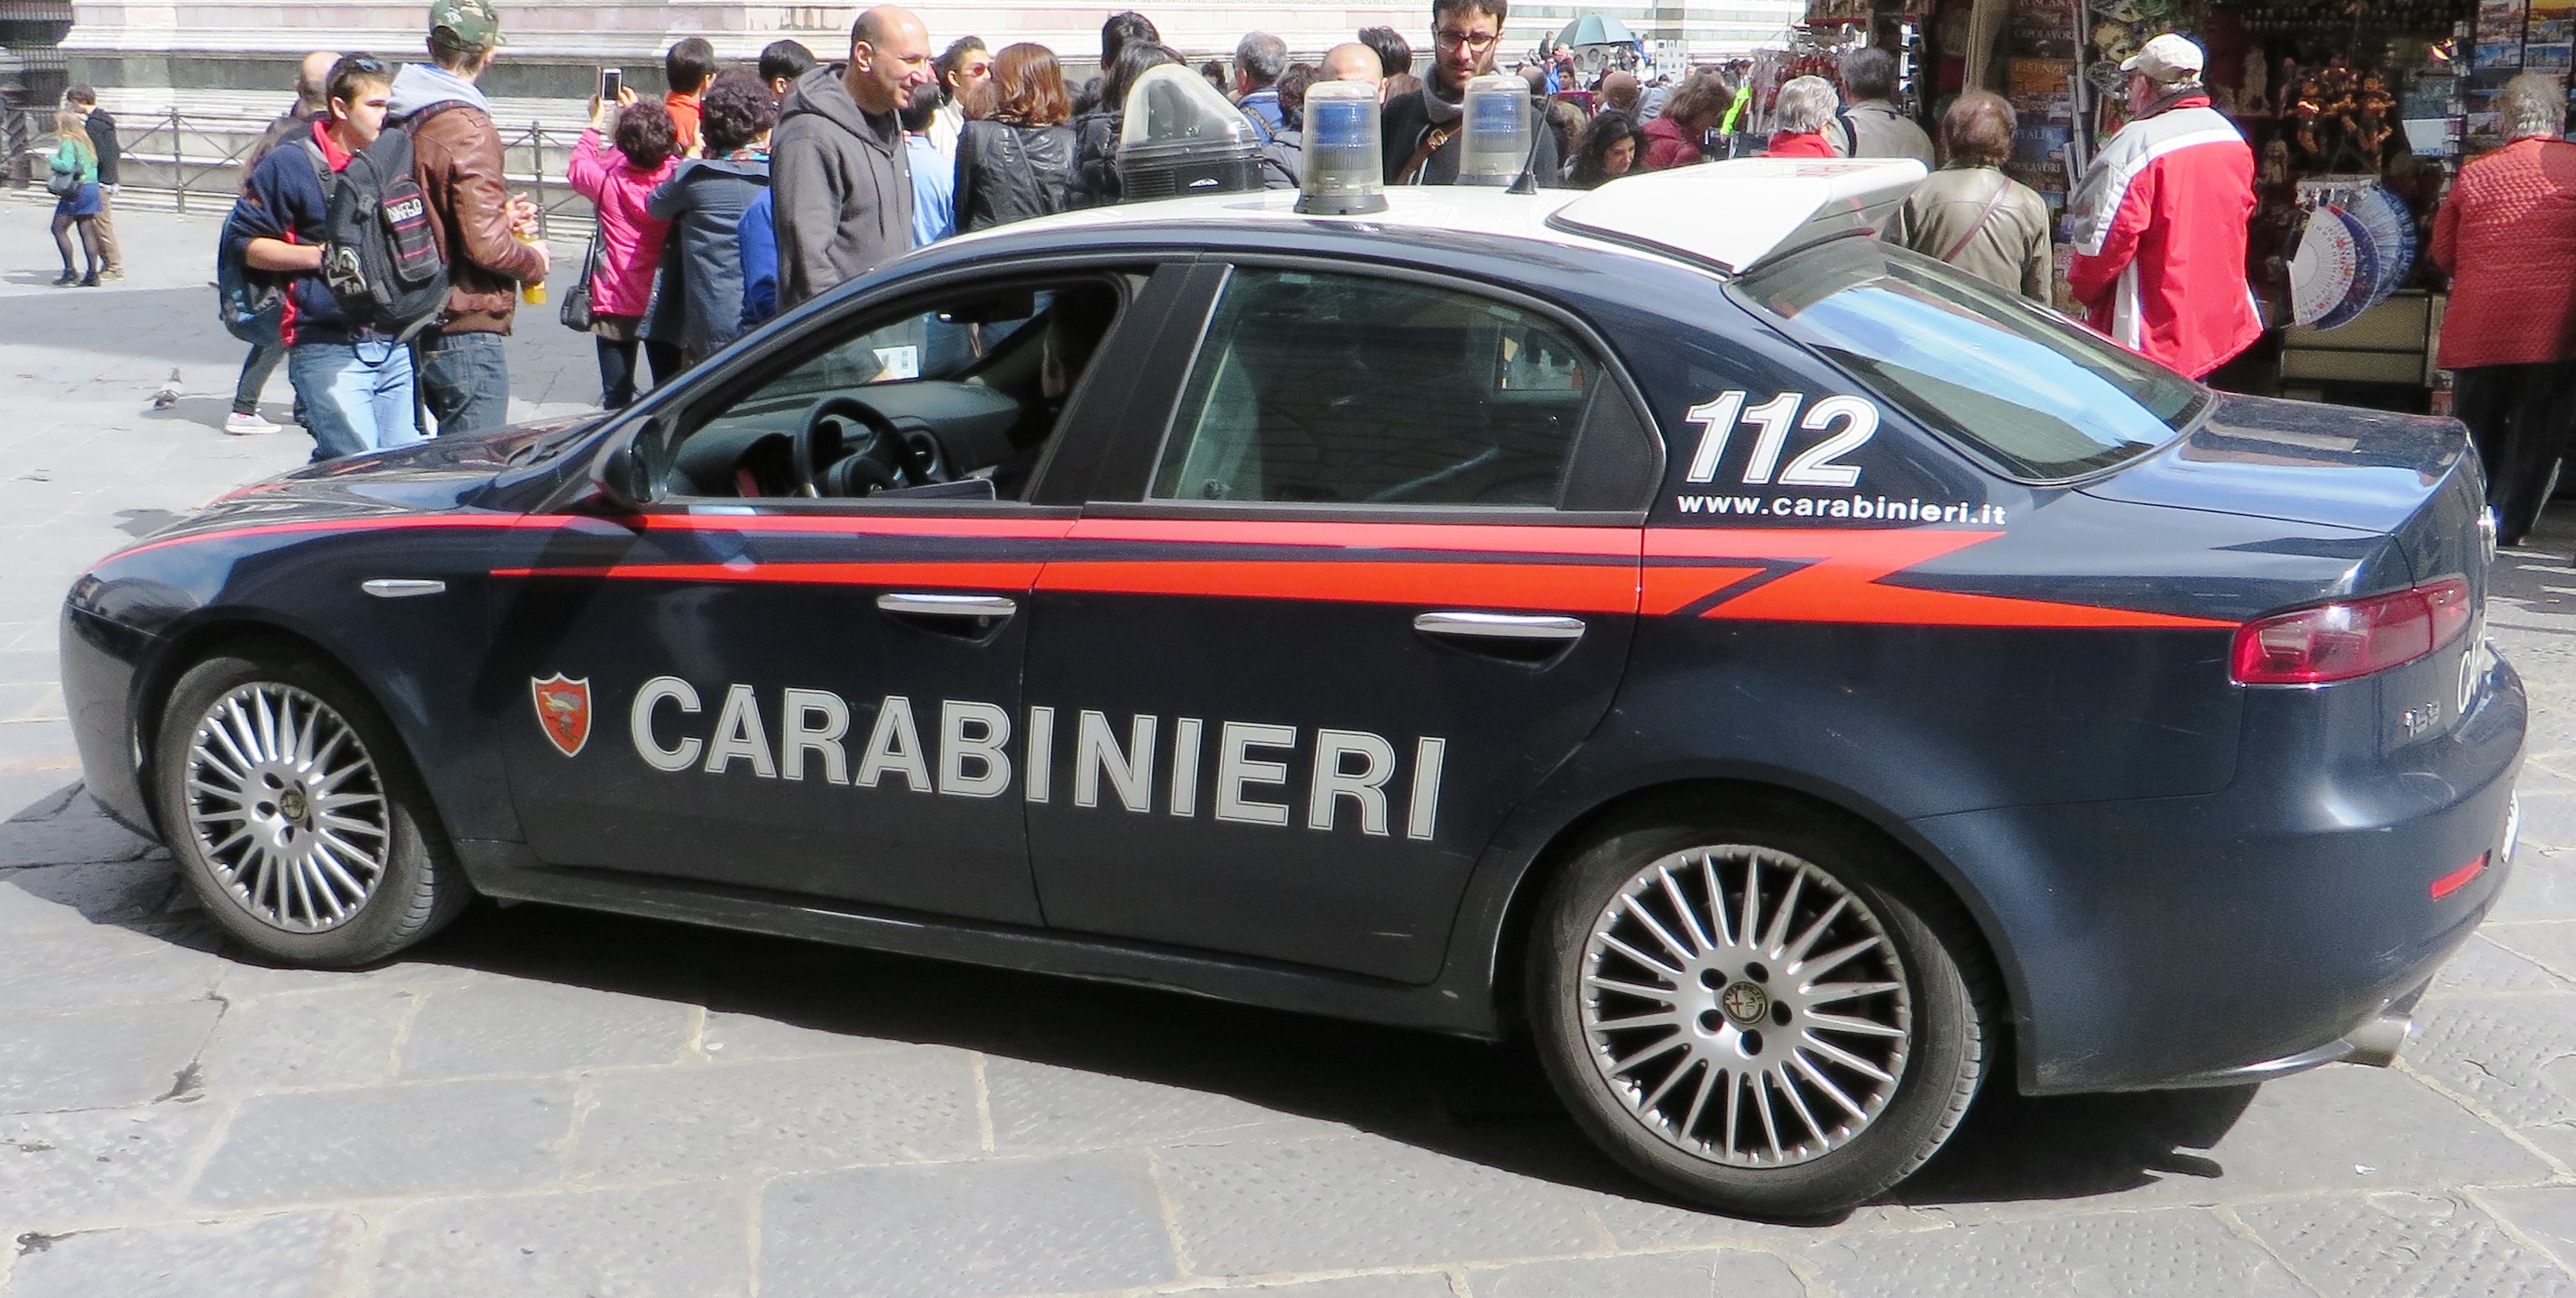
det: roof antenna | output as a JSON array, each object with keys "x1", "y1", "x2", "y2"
[{"x1": 1505, "y1": 98, "x2": 1548, "y2": 194}]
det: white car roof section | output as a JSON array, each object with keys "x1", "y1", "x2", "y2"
[
  {"x1": 942, "y1": 158, "x2": 1925, "y2": 276},
  {"x1": 1551, "y1": 158, "x2": 1928, "y2": 273}
]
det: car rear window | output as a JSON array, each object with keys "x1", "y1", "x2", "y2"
[{"x1": 1729, "y1": 237, "x2": 2203, "y2": 482}]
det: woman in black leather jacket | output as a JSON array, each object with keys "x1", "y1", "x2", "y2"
[
  {"x1": 955, "y1": 42, "x2": 1076, "y2": 232},
  {"x1": 1068, "y1": 41, "x2": 1182, "y2": 207}
]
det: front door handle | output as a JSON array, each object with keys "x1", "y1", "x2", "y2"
[
  {"x1": 877, "y1": 593, "x2": 1019, "y2": 619},
  {"x1": 1413, "y1": 611, "x2": 1587, "y2": 643}
]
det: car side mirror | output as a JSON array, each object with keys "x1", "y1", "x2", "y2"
[{"x1": 588, "y1": 417, "x2": 668, "y2": 513}]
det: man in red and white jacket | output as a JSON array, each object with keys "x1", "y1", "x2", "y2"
[{"x1": 2066, "y1": 34, "x2": 2260, "y2": 380}]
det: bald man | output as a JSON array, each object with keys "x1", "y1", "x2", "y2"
[
  {"x1": 773, "y1": 5, "x2": 937, "y2": 307},
  {"x1": 1322, "y1": 41, "x2": 1383, "y2": 88}
]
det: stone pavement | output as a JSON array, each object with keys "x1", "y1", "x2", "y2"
[{"x1": 6, "y1": 198, "x2": 2576, "y2": 1297}]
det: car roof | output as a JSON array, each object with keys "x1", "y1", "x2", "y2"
[{"x1": 944, "y1": 157, "x2": 1928, "y2": 277}]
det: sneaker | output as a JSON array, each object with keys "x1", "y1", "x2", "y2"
[
  {"x1": 223, "y1": 411, "x2": 282, "y2": 436},
  {"x1": 99, "y1": 269, "x2": 124, "y2": 282}
]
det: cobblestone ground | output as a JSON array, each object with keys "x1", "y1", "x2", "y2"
[{"x1": 5, "y1": 197, "x2": 2576, "y2": 1297}]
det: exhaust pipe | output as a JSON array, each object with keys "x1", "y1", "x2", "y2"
[{"x1": 2341, "y1": 1010, "x2": 2414, "y2": 1068}]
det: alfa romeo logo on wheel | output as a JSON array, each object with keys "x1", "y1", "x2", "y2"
[{"x1": 1721, "y1": 980, "x2": 1770, "y2": 1026}]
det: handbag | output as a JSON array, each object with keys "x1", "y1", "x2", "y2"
[
  {"x1": 558, "y1": 236, "x2": 602, "y2": 332},
  {"x1": 44, "y1": 164, "x2": 78, "y2": 198}
]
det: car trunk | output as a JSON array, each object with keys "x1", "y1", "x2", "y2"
[{"x1": 2079, "y1": 392, "x2": 2486, "y2": 601}]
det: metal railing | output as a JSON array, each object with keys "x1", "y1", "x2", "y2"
[{"x1": 8, "y1": 105, "x2": 598, "y2": 236}]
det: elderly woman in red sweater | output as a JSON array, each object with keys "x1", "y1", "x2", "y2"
[
  {"x1": 1768, "y1": 77, "x2": 1841, "y2": 158},
  {"x1": 2433, "y1": 71, "x2": 2576, "y2": 546}
]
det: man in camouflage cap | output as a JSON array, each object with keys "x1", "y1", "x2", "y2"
[{"x1": 391, "y1": 0, "x2": 550, "y2": 434}]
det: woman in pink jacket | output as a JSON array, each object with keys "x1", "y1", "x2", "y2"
[{"x1": 568, "y1": 91, "x2": 681, "y2": 409}]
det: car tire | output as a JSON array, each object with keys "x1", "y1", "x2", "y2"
[
  {"x1": 1528, "y1": 800, "x2": 1990, "y2": 1220},
  {"x1": 152, "y1": 648, "x2": 472, "y2": 967}
]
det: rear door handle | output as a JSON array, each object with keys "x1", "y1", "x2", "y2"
[
  {"x1": 1413, "y1": 612, "x2": 1587, "y2": 642},
  {"x1": 877, "y1": 593, "x2": 1019, "y2": 619}
]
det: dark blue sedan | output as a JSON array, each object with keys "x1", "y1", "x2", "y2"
[{"x1": 60, "y1": 160, "x2": 2523, "y2": 1217}]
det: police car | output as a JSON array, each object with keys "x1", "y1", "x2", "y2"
[{"x1": 60, "y1": 158, "x2": 2523, "y2": 1218}]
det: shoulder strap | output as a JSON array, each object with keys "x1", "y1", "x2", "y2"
[
  {"x1": 1938, "y1": 171, "x2": 2015, "y2": 262},
  {"x1": 297, "y1": 135, "x2": 338, "y2": 205},
  {"x1": 1399, "y1": 124, "x2": 1455, "y2": 185}
]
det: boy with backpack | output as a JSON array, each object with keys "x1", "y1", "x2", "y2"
[
  {"x1": 231, "y1": 55, "x2": 427, "y2": 460},
  {"x1": 392, "y1": 0, "x2": 549, "y2": 435}
]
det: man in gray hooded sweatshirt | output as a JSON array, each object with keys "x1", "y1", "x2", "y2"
[{"x1": 773, "y1": 5, "x2": 936, "y2": 309}]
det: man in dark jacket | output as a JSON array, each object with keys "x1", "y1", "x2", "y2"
[
  {"x1": 234, "y1": 56, "x2": 425, "y2": 460},
  {"x1": 1380, "y1": 0, "x2": 1556, "y2": 185},
  {"x1": 393, "y1": 0, "x2": 549, "y2": 435},
  {"x1": 772, "y1": 5, "x2": 934, "y2": 309},
  {"x1": 63, "y1": 87, "x2": 121, "y2": 281},
  {"x1": 226, "y1": 50, "x2": 338, "y2": 438}
]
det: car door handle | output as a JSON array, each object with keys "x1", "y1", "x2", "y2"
[
  {"x1": 361, "y1": 578, "x2": 447, "y2": 598},
  {"x1": 876, "y1": 592, "x2": 1019, "y2": 619},
  {"x1": 1412, "y1": 612, "x2": 1587, "y2": 642}
]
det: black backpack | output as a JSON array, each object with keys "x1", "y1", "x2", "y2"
[
  {"x1": 214, "y1": 204, "x2": 283, "y2": 346},
  {"x1": 315, "y1": 100, "x2": 468, "y2": 342}
]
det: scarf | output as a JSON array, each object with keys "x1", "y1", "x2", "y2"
[{"x1": 1422, "y1": 76, "x2": 1465, "y2": 125}]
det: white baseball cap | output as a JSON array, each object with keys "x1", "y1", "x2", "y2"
[{"x1": 2121, "y1": 33, "x2": 2204, "y2": 84}]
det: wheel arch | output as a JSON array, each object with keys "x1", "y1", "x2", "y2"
[
  {"x1": 132, "y1": 613, "x2": 384, "y2": 836},
  {"x1": 1475, "y1": 776, "x2": 2027, "y2": 1086}
]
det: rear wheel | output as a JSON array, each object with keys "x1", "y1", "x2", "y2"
[
  {"x1": 1528, "y1": 805, "x2": 1988, "y2": 1219},
  {"x1": 152, "y1": 649, "x2": 471, "y2": 966}
]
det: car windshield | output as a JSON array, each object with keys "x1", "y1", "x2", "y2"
[{"x1": 1730, "y1": 238, "x2": 2203, "y2": 482}]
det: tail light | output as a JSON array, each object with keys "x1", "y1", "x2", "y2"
[{"x1": 2231, "y1": 577, "x2": 2473, "y2": 686}]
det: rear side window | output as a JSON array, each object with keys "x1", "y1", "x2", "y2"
[
  {"x1": 1151, "y1": 268, "x2": 1594, "y2": 507},
  {"x1": 1731, "y1": 240, "x2": 2202, "y2": 481}
]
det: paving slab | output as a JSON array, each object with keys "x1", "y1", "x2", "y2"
[
  {"x1": 1152, "y1": 1135, "x2": 1607, "y2": 1277},
  {"x1": 186, "y1": 1076, "x2": 577, "y2": 1209},
  {"x1": 1461, "y1": 1248, "x2": 1806, "y2": 1297},
  {"x1": 1805, "y1": 1206, "x2": 2313, "y2": 1297},
  {"x1": 0, "y1": 998, "x2": 221, "y2": 1114},
  {"x1": 2239, "y1": 1192, "x2": 2576, "y2": 1298},
  {"x1": 761, "y1": 1152, "x2": 1177, "y2": 1298},
  {"x1": 1, "y1": 1209, "x2": 355, "y2": 1298},
  {"x1": 393, "y1": 977, "x2": 696, "y2": 1079},
  {"x1": 372, "y1": 1182, "x2": 751, "y2": 1298},
  {"x1": 0, "y1": 1101, "x2": 226, "y2": 1231},
  {"x1": 570, "y1": 1049, "x2": 982, "y2": 1180}
]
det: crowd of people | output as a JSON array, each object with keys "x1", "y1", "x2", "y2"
[{"x1": 175, "y1": 0, "x2": 2480, "y2": 529}]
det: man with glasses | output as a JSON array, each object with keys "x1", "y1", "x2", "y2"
[{"x1": 1380, "y1": 0, "x2": 1556, "y2": 185}]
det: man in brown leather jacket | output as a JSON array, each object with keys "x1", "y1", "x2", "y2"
[{"x1": 391, "y1": 0, "x2": 549, "y2": 434}]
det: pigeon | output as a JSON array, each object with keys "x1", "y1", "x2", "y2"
[{"x1": 151, "y1": 368, "x2": 180, "y2": 410}]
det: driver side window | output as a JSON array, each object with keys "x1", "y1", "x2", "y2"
[
  {"x1": 667, "y1": 276, "x2": 1130, "y2": 501},
  {"x1": 1150, "y1": 269, "x2": 1598, "y2": 508}
]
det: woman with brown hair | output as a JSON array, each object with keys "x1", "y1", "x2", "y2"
[
  {"x1": 568, "y1": 91, "x2": 682, "y2": 407},
  {"x1": 47, "y1": 106, "x2": 103, "y2": 286},
  {"x1": 954, "y1": 42, "x2": 1076, "y2": 232},
  {"x1": 1640, "y1": 69, "x2": 1729, "y2": 170},
  {"x1": 1886, "y1": 90, "x2": 2053, "y2": 302}
]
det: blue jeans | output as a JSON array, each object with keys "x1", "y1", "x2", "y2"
[
  {"x1": 417, "y1": 330, "x2": 510, "y2": 436},
  {"x1": 289, "y1": 338, "x2": 423, "y2": 461}
]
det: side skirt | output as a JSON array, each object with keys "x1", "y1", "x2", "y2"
[{"x1": 452, "y1": 839, "x2": 1505, "y2": 1038}]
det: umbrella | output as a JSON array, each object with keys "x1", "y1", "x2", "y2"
[{"x1": 1555, "y1": 14, "x2": 1639, "y2": 47}]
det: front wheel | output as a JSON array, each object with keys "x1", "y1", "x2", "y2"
[
  {"x1": 152, "y1": 649, "x2": 471, "y2": 967},
  {"x1": 1528, "y1": 806, "x2": 1990, "y2": 1219}
]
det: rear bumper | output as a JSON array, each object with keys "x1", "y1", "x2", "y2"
[{"x1": 1912, "y1": 654, "x2": 2525, "y2": 1095}]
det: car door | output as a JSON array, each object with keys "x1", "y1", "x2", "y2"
[
  {"x1": 492, "y1": 264, "x2": 1177, "y2": 925},
  {"x1": 1020, "y1": 262, "x2": 1659, "y2": 981}
]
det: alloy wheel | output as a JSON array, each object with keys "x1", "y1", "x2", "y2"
[
  {"x1": 1579, "y1": 844, "x2": 1913, "y2": 1167},
  {"x1": 180, "y1": 681, "x2": 392, "y2": 933}
]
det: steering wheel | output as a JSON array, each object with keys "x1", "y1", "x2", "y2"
[{"x1": 790, "y1": 395, "x2": 955, "y2": 498}]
